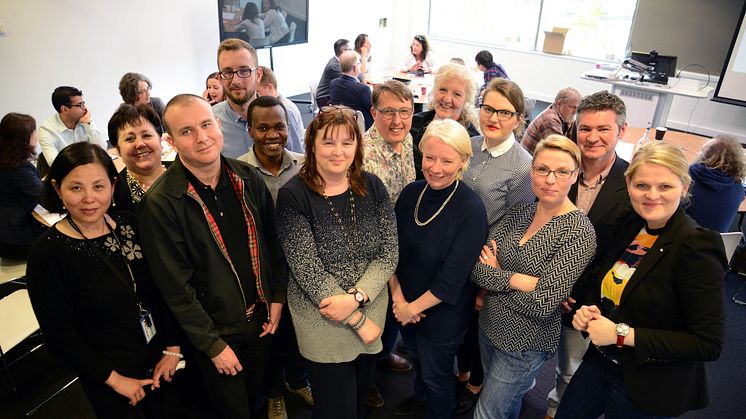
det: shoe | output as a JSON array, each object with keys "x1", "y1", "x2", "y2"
[
  {"x1": 382, "y1": 353, "x2": 413, "y2": 373},
  {"x1": 453, "y1": 388, "x2": 479, "y2": 415},
  {"x1": 367, "y1": 384, "x2": 385, "y2": 408},
  {"x1": 285, "y1": 382, "x2": 314, "y2": 406},
  {"x1": 267, "y1": 396, "x2": 288, "y2": 419},
  {"x1": 393, "y1": 396, "x2": 426, "y2": 416}
]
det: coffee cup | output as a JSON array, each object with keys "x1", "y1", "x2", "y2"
[{"x1": 655, "y1": 127, "x2": 667, "y2": 141}]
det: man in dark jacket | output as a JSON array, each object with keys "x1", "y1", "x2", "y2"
[{"x1": 138, "y1": 94, "x2": 287, "y2": 418}]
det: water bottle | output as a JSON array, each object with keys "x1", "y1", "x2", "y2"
[{"x1": 633, "y1": 123, "x2": 652, "y2": 156}]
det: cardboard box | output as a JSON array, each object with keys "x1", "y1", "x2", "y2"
[{"x1": 543, "y1": 27, "x2": 570, "y2": 55}]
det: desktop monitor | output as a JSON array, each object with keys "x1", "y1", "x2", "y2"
[{"x1": 630, "y1": 51, "x2": 678, "y2": 77}]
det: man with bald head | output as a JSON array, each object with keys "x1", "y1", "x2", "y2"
[
  {"x1": 329, "y1": 50, "x2": 374, "y2": 129},
  {"x1": 137, "y1": 94, "x2": 287, "y2": 418},
  {"x1": 521, "y1": 86, "x2": 581, "y2": 154}
]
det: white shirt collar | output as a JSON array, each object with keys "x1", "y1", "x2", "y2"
[{"x1": 480, "y1": 132, "x2": 516, "y2": 157}]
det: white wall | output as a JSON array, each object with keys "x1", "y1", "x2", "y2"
[{"x1": 1, "y1": 0, "x2": 745, "y2": 142}]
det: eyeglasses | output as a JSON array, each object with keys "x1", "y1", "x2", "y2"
[
  {"x1": 376, "y1": 107, "x2": 413, "y2": 120},
  {"x1": 531, "y1": 166, "x2": 577, "y2": 179},
  {"x1": 218, "y1": 68, "x2": 255, "y2": 80},
  {"x1": 66, "y1": 101, "x2": 86, "y2": 109},
  {"x1": 320, "y1": 105, "x2": 358, "y2": 121},
  {"x1": 479, "y1": 104, "x2": 520, "y2": 121},
  {"x1": 137, "y1": 86, "x2": 152, "y2": 94}
]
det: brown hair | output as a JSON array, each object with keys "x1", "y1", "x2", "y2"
[
  {"x1": 483, "y1": 77, "x2": 526, "y2": 135},
  {"x1": 217, "y1": 38, "x2": 258, "y2": 68},
  {"x1": 372, "y1": 80, "x2": 414, "y2": 107},
  {"x1": 258, "y1": 65, "x2": 277, "y2": 89},
  {"x1": 0, "y1": 113, "x2": 37, "y2": 170},
  {"x1": 299, "y1": 106, "x2": 366, "y2": 197},
  {"x1": 698, "y1": 134, "x2": 746, "y2": 181},
  {"x1": 119, "y1": 72, "x2": 152, "y2": 104}
]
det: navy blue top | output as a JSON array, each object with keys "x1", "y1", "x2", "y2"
[
  {"x1": 329, "y1": 74, "x2": 374, "y2": 130},
  {"x1": 0, "y1": 162, "x2": 45, "y2": 246},
  {"x1": 395, "y1": 179, "x2": 487, "y2": 341},
  {"x1": 686, "y1": 163, "x2": 744, "y2": 232}
]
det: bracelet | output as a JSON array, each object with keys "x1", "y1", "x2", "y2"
[
  {"x1": 162, "y1": 350, "x2": 183, "y2": 359},
  {"x1": 342, "y1": 310, "x2": 360, "y2": 325},
  {"x1": 351, "y1": 313, "x2": 367, "y2": 331}
]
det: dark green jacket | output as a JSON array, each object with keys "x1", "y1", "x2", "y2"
[{"x1": 137, "y1": 156, "x2": 287, "y2": 358}]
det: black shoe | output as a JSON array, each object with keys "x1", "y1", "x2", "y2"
[
  {"x1": 393, "y1": 396, "x2": 426, "y2": 416},
  {"x1": 367, "y1": 384, "x2": 384, "y2": 408},
  {"x1": 381, "y1": 353, "x2": 413, "y2": 373},
  {"x1": 453, "y1": 389, "x2": 479, "y2": 415}
]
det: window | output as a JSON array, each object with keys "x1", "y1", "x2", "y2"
[{"x1": 428, "y1": 0, "x2": 638, "y2": 62}]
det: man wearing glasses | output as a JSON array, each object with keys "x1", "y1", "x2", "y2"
[
  {"x1": 521, "y1": 87, "x2": 581, "y2": 155},
  {"x1": 38, "y1": 85, "x2": 106, "y2": 166},
  {"x1": 361, "y1": 80, "x2": 416, "y2": 408},
  {"x1": 213, "y1": 38, "x2": 264, "y2": 158}
]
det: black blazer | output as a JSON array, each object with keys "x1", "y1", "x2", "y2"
[
  {"x1": 574, "y1": 206, "x2": 726, "y2": 416},
  {"x1": 569, "y1": 155, "x2": 630, "y2": 299}
]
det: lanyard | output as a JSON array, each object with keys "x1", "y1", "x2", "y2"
[{"x1": 66, "y1": 216, "x2": 147, "y2": 315}]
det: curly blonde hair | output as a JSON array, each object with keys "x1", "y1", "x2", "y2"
[{"x1": 698, "y1": 134, "x2": 746, "y2": 181}]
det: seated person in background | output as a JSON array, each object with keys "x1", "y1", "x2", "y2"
[
  {"x1": 475, "y1": 50, "x2": 509, "y2": 97},
  {"x1": 521, "y1": 87, "x2": 581, "y2": 155},
  {"x1": 202, "y1": 72, "x2": 225, "y2": 105},
  {"x1": 686, "y1": 134, "x2": 746, "y2": 232},
  {"x1": 238, "y1": 96, "x2": 310, "y2": 418},
  {"x1": 0, "y1": 113, "x2": 46, "y2": 260},
  {"x1": 38, "y1": 86, "x2": 107, "y2": 168},
  {"x1": 354, "y1": 33, "x2": 373, "y2": 82},
  {"x1": 410, "y1": 63, "x2": 480, "y2": 179},
  {"x1": 236, "y1": 2, "x2": 265, "y2": 40},
  {"x1": 401, "y1": 34, "x2": 437, "y2": 74},
  {"x1": 256, "y1": 65, "x2": 305, "y2": 153},
  {"x1": 262, "y1": 0, "x2": 290, "y2": 44},
  {"x1": 108, "y1": 104, "x2": 166, "y2": 212},
  {"x1": 330, "y1": 51, "x2": 374, "y2": 130},
  {"x1": 316, "y1": 38, "x2": 351, "y2": 108},
  {"x1": 27, "y1": 142, "x2": 183, "y2": 418},
  {"x1": 119, "y1": 72, "x2": 166, "y2": 119}
]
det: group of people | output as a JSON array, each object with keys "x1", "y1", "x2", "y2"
[
  {"x1": 0, "y1": 33, "x2": 736, "y2": 419},
  {"x1": 229, "y1": 0, "x2": 291, "y2": 45}
]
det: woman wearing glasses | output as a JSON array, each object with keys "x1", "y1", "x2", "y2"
[
  {"x1": 471, "y1": 135, "x2": 595, "y2": 419},
  {"x1": 401, "y1": 34, "x2": 437, "y2": 74},
  {"x1": 108, "y1": 104, "x2": 166, "y2": 212},
  {"x1": 556, "y1": 143, "x2": 725, "y2": 419},
  {"x1": 276, "y1": 105, "x2": 398, "y2": 418},
  {"x1": 410, "y1": 63, "x2": 480, "y2": 180},
  {"x1": 118, "y1": 72, "x2": 166, "y2": 120},
  {"x1": 455, "y1": 78, "x2": 535, "y2": 414},
  {"x1": 391, "y1": 119, "x2": 488, "y2": 418}
]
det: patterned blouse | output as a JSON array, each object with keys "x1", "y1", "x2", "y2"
[
  {"x1": 362, "y1": 125, "x2": 416, "y2": 204},
  {"x1": 471, "y1": 203, "x2": 596, "y2": 353}
]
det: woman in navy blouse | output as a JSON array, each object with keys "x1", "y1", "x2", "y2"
[{"x1": 391, "y1": 119, "x2": 488, "y2": 418}]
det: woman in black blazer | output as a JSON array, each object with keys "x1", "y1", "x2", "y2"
[{"x1": 556, "y1": 142, "x2": 726, "y2": 418}]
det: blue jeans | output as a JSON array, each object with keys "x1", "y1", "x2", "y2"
[
  {"x1": 400, "y1": 325, "x2": 466, "y2": 419},
  {"x1": 555, "y1": 348, "x2": 673, "y2": 419},
  {"x1": 474, "y1": 329, "x2": 550, "y2": 419}
]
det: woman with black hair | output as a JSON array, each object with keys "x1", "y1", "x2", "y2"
[
  {"x1": 27, "y1": 142, "x2": 182, "y2": 418},
  {"x1": 0, "y1": 113, "x2": 46, "y2": 259}
]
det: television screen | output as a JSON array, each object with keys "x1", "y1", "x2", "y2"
[
  {"x1": 713, "y1": 2, "x2": 746, "y2": 108},
  {"x1": 218, "y1": 0, "x2": 308, "y2": 49},
  {"x1": 630, "y1": 51, "x2": 678, "y2": 77}
]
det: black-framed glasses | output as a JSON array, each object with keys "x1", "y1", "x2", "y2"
[
  {"x1": 320, "y1": 105, "x2": 358, "y2": 121},
  {"x1": 479, "y1": 104, "x2": 519, "y2": 121},
  {"x1": 531, "y1": 166, "x2": 577, "y2": 179},
  {"x1": 218, "y1": 67, "x2": 255, "y2": 80},
  {"x1": 376, "y1": 107, "x2": 413, "y2": 120},
  {"x1": 66, "y1": 101, "x2": 86, "y2": 109}
]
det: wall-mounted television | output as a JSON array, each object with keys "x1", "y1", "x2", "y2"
[{"x1": 218, "y1": 0, "x2": 308, "y2": 49}]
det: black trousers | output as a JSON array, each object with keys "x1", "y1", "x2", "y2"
[
  {"x1": 191, "y1": 320, "x2": 272, "y2": 419},
  {"x1": 265, "y1": 303, "x2": 308, "y2": 398},
  {"x1": 81, "y1": 376, "x2": 181, "y2": 419},
  {"x1": 305, "y1": 353, "x2": 377, "y2": 419}
]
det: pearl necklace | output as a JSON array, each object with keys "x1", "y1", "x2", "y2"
[{"x1": 414, "y1": 180, "x2": 459, "y2": 227}]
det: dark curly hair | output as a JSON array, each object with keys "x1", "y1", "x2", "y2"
[
  {"x1": 0, "y1": 113, "x2": 37, "y2": 171},
  {"x1": 698, "y1": 134, "x2": 746, "y2": 181}
]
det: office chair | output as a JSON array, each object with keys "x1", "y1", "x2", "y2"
[
  {"x1": 720, "y1": 231, "x2": 746, "y2": 305},
  {"x1": 0, "y1": 258, "x2": 26, "y2": 287}
]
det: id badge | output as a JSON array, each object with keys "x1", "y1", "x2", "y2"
[{"x1": 140, "y1": 310, "x2": 157, "y2": 343}]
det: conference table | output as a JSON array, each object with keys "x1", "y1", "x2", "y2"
[{"x1": 366, "y1": 71, "x2": 435, "y2": 105}]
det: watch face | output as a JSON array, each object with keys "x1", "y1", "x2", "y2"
[
  {"x1": 616, "y1": 323, "x2": 630, "y2": 336},
  {"x1": 355, "y1": 292, "x2": 364, "y2": 303}
]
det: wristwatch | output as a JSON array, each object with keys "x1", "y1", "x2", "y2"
[
  {"x1": 348, "y1": 288, "x2": 365, "y2": 308},
  {"x1": 615, "y1": 323, "x2": 630, "y2": 348}
]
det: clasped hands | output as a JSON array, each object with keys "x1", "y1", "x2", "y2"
[
  {"x1": 572, "y1": 304, "x2": 618, "y2": 346},
  {"x1": 392, "y1": 299, "x2": 425, "y2": 326},
  {"x1": 319, "y1": 292, "x2": 381, "y2": 344}
]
